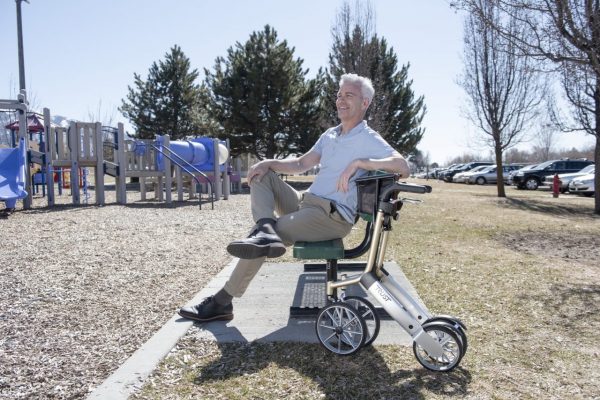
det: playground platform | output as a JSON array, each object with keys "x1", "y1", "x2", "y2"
[{"x1": 88, "y1": 259, "x2": 426, "y2": 399}]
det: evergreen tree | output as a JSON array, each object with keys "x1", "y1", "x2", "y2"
[
  {"x1": 120, "y1": 45, "x2": 203, "y2": 139},
  {"x1": 326, "y1": 3, "x2": 426, "y2": 154},
  {"x1": 203, "y1": 25, "x2": 324, "y2": 159}
]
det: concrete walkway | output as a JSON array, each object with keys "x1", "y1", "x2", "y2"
[{"x1": 88, "y1": 259, "x2": 427, "y2": 399}]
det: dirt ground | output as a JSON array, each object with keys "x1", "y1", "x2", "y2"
[{"x1": 0, "y1": 188, "x2": 252, "y2": 399}]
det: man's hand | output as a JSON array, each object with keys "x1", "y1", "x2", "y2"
[
  {"x1": 247, "y1": 160, "x2": 272, "y2": 185},
  {"x1": 337, "y1": 160, "x2": 361, "y2": 192}
]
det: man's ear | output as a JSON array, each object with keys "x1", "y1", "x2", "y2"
[{"x1": 362, "y1": 98, "x2": 370, "y2": 110}]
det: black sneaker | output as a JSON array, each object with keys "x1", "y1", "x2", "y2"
[
  {"x1": 226, "y1": 231, "x2": 286, "y2": 259},
  {"x1": 178, "y1": 296, "x2": 233, "y2": 322},
  {"x1": 1, "y1": 208, "x2": 15, "y2": 216}
]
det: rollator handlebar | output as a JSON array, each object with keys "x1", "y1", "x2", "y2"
[{"x1": 380, "y1": 182, "x2": 432, "y2": 202}]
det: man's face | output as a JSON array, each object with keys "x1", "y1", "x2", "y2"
[{"x1": 336, "y1": 82, "x2": 369, "y2": 123}]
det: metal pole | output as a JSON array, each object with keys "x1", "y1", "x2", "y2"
[{"x1": 16, "y1": 0, "x2": 28, "y2": 92}]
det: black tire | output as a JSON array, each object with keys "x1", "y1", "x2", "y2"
[
  {"x1": 524, "y1": 177, "x2": 539, "y2": 190},
  {"x1": 413, "y1": 321, "x2": 464, "y2": 372},
  {"x1": 476, "y1": 177, "x2": 486, "y2": 185},
  {"x1": 343, "y1": 296, "x2": 380, "y2": 346},
  {"x1": 425, "y1": 316, "x2": 468, "y2": 356},
  {"x1": 315, "y1": 303, "x2": 367, "y2": 356}
]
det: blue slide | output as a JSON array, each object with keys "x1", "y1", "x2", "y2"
[{"x1": 0, "y1": 137, "x2": 28, "y2": 209}]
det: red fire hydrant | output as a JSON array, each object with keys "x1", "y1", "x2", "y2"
[{"x1": 552, "y1": 174, "x2": 560, "y2": 198}]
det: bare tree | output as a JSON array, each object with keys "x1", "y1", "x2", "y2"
[
  {"x1": 452, "y1": 0, "x2": 600, "y2": 213},
  {"x1": 532, "y1": 124, "x2": 558, "y2": 161},
  {"x1": 459, "y1": 1, "x2": 545, "y2": 197},
  {"x1": 87, "y1": 99, "x2": 116, "y2": 127}
]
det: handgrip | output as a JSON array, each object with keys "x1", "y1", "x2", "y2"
[{"x1": 380, "y1": 182, "x2": 432, "y2": 201}]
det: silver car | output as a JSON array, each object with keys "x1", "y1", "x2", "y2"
[
  {"x1": 453, "y1": 165, "x2": 489, "y2": 183},
  {"x1": 542, "y1": 164, "x2": 595, "y2": 193},
  {"x1": 568, "y1": 173, "x2": 595, "y2": 196},
  {"x1": 467, "y1": 164, "x2": 524, "y2": 185}
]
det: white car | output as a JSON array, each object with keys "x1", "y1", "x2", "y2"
[
  {"x1": 568, "y1": 173, "x2": 595, "y2": 196},
  {"x1": 467, "y1": 164, "x2": 525, "y2": 185},
  {"x1": 543, "y1": 164, "x2": 595, "y2": 193},
  {"x1": 453, "y1": 165, "x2": 489, "y2": 183}
]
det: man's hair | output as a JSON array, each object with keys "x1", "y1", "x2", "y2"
[{"x1": 339, "y1": 73, "x2": 375, "y2": 105}]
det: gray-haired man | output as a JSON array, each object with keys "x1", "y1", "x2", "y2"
[{"x1": 179, "y1": 73, "x2": 410, "y2": 322}]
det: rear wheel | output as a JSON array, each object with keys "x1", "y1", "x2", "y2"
[
  {"x1": 476, "y1": 177, "x2": 486, "y2": 185},
  {"x1": 343, "y1": 296, "x2": 380, "y2": 346},
  {"x1": 316, "y1": 303, "x2": 367, "y2": 355}
]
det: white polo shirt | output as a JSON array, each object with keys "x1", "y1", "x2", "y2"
[{"x1": 307, "y1": 120, "x2": 396, "y2": 223}]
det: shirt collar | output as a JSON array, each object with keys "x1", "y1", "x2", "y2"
[{"x1": 334, "y1": 120, "x2": 367, "y2": 137}]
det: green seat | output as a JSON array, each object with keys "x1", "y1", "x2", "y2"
[{"x1": 293, "y1": 239, "x2": 344, "y2": 260}]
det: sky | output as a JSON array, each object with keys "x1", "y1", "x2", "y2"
[{"x1": 0, "y1": 0, "x2": 595, "y2": 165}]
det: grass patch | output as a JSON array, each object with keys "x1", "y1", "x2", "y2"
[{"x1": 134, "y1": 180, "x2": 600, "y2": 399}]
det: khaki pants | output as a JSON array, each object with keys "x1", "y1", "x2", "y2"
[{"x1": 224, "y1": 171, "x2": 353, "y2": 297}]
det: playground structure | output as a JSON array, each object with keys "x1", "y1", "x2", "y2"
[
  {"x1": 1, "y1": 95, "x2": 235, "y2": 211},
  {"x1": 0, "y1": 92, "x2": 31, "y2": 210},
  {"x1": 0, "y1": 136, "x2": 28, "y2": 211}
]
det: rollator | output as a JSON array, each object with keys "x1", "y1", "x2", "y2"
[{"x1": 314, "y1": 173, "x2": 467, "y2": 372}]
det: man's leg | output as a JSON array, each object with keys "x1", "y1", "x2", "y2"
[
  {"x1": 179, "y1": 172, "x2": 300, "y2": 321},
  {"x1": 178, "y1": 256, "x2": 265, "y2": 322},
  {"x1": 227, "y1": 171, "x2": 301, "y2": 259},
  {"x1": 276, "y1": 193, "x2": 353, "y2": 244}
]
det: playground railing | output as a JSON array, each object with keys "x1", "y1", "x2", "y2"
[{"x1": 150, "y1": 143, "x2": 215, "y2": 210}]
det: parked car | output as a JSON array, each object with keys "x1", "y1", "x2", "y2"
[
  {"x1": 568, "y1": 173, "x2": 595, "y2": 196},
  {"x1": 453, "y1": 165, "x2": 489, "y2": 183},
  {"x1": 506, "y1": 163, "x2": 537, "y2": 185},
  {"x1": 542, "y1": 164, "x2": 595, "y2": 193},
  {"x1": 440, "y1": 161, "x2": 493, "y2": 182},
  {"x1": 437, "y1": 164, "x2": 463, "y2": 180},
  {"x1": 512, "y1": 159, "x2": 594, "y2": 190},
  {"x1": 467, "y1": 164, "x2": 525, "y2": 185}
]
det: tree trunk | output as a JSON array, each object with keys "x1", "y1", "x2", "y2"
[
  {"x1": 494, "y1": 139, "x2": 506, "y2": 198},
  {"x1": 594, "y1": 81, "x2": 600, "y2": 215},
  {"x1": 595, "y1": 133, "x2": 600, "y2": 214}
]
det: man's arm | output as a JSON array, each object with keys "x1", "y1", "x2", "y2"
[
  {"x1": 337, "y1": 151, "x2": 410, "y2": 192},
  {"x1": 247, "y1": 150, "x2": 321, "y2": 185}
]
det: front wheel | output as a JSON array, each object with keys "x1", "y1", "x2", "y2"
[
  {"x1": 476, "y1": 177, "x2": 486, "y2": 185},
  {"x1": 525, "y1": 177, "x2": 539, "y2": 190},
  {"x1": 425, "y1": 316, "x2": 468, "y2": 356},
  {"x1": 413, "y1": 321, "x2": 464, "y2": 372}
]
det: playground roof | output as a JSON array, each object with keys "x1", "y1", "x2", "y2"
[{"x1": 4, "y1": 113, "x2": 45, "y2": 133}]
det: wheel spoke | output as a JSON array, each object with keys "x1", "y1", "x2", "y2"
[
  {"x1": 324, "y1": 309, "x2": 335, "y2": 321},
  {"x1": 363, "y1": 310, "x2": 374, "y2": 319},
  {"x1": 323, "y1": 331, "x2": 338, "y2": 342},
  {"x1": 438, "y1": 333, "x2": 453, "y2": 347},
  {"x1": 342, "y1": 314, "x2": 360, "y2": 330},
  {"x1": 344, "y1": 328, "x2": 363, "y2": 335},
  {"x1": 319, "y1": 324, "x2": 337, "y2": 331},
  {"x1": 342, "y1": 332, "x2": 360, "y2": 349}
]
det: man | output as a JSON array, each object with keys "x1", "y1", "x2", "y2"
[{"x1": 179, "y1": 73, "x2": 410, "y2": 322}]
